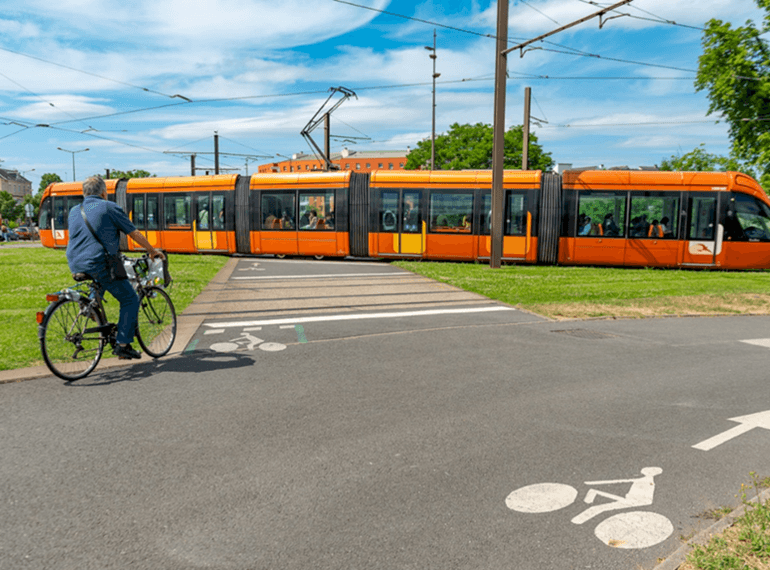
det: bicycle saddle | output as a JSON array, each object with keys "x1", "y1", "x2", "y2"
[{"x1": 72, "y1": 272, "x2": 94, "y2": 282}]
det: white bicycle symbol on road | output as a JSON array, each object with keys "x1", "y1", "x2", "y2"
[
  {"x1": 209, "y1": 331, "x2": 286, "y2": 353},
  {"x1": 505, "y1": 467, "x2": 674, "y2": 549}
]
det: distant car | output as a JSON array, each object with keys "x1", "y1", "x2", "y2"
[
  {"x1": 4, "y1": 229, "x2": 19, "y2": 241},
  {"x1": 14, "y1": 226, "x2": 37, "y2": 240}
]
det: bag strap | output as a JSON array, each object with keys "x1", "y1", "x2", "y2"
[{"x1": 80, "y1": 204, "x2": 109, "y2": 254}]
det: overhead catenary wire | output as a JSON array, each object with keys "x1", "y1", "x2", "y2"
[
  {"x1": 519, "y1": 0, "x2": 562, "y2": 26},
  {"x1": 0, "y1": 45, "x2": 192, "y2": 101},
  {"x1": 576, "y1": 0, "x2": 706, "y2": 31},
  {"x1": 332, "y1": 0, "x2": 699, "y2": 76}
]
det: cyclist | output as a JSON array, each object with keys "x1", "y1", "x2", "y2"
[{"x1": 66, "y1": 176, "x2": 165, "y2": 360}]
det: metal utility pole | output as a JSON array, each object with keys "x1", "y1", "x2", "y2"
[
  {"x1": 214, "y1": 132, "x2": 220, "y2": 175},
  {"x1": 57, "y1": 147, "x2": 89, "y2": 182},
  {"x1": 522, "y1": 87, "x2": 531, "y2": 170},
  {"x1": 425, "y1": 30, "x2": 440, "y2": 170},
  {"x1": 191, "y1": 155, "x2": 196, "y2": 176},
  {"x1": 324, "y1": 114, "x2": 331, "y2": 167},
  {"x1": 490, "y1": 0, "x2": 508, "y2": 269},
  {"x1": 490, "y1": 0, "x2": 634, "y2": 268}
]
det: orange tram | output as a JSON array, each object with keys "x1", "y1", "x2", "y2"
[{"x1": 38, "y1": 169, "x2": 770, "y2": 269}]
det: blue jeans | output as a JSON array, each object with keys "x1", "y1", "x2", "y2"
[{"x1": 90, "y1": 265, "x2": 139, "y2": 345}]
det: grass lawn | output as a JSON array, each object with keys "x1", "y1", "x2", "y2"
[
  {"x1": 680, "y1": 474, "x2": 770, "y2": 570},
  {"x1": 0, "y1": 245, "x2": 228, "y2": 372},
  {"x1": 392, "y1": 261, "x2": 770, "y2": 319}
]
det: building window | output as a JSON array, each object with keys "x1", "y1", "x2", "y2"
[
  {"x1": 366, "y1": 163, "x2": 371, "y2": 168},
  {"x1": 356, "y1": 163, "x2": 361, "y2": 170},
  {"x1": 400, "y1": 163, "x2": 404, "y2": 168},
  {"x1": 378, "y1": 163, "x2": 383, "y2": 168},
  {"x1": 345, "y1": 163, "x2": 351, "y2": 169},
  {"x1": 388, "y1": 163, "x2": 394, "y2": 170}
]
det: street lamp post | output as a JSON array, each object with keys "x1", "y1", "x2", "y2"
[
  {"x1": 424, "y1": 30, "x2": 440, "y2": 171},
  {"x1": 57, "y1": 147, "x2": 89, "y2": 181}
]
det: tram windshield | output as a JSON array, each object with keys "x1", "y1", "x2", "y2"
[{"x1": 729, "y1": 193, "x2": 770, "y2": 241}]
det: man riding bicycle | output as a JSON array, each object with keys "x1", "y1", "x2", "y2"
[{"x1": 66, "y1": 176, "x2": 165, "y2": 360}]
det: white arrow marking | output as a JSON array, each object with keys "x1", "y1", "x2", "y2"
[
  {"x1": 692, "y1": 410, "x2": 770, "y2": 451},
  {"x1": 741, "y1": 338, "x2": 770, "y2": 349}
]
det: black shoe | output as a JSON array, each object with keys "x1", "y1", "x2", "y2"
[{"x1": 114, "y1": 344, "x2": 141, "y2": 360}]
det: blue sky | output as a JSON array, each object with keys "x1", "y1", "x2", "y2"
[{"x1": 0, "y1": 0, "x2": 765, "y2": 192}]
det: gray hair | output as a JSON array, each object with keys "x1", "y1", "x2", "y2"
[{"x1": 82, "y1": 176, "x2": 106, "y2": 197}]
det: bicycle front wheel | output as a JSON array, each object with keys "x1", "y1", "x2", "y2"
[
  {"x1": 41, "y1": 298, "x2": 105, "y2": 381},
  {"x1": 136, "y1": 287, "x2": 177, "y2": 358}
]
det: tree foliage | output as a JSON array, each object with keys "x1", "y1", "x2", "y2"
[
  {"x1": 0, "y1": 191, "x2": 22, "y2": 223},
  {"x1": 105, "y1": 170, "x2": 154, "y2": 179},
  {"x1": 38, "y1": 173, "x2": 62, "y2": 194},
  {"x1": 696, "y1": 0, "x2": 770, "y2": 180},
  {"x1": 405, "y1": 122, "x2": 553, "y2": 171},
  {"x1": 660, "y1": 144, "x2": 743, "y2": 172},
  {"x1": 660, "y1": 145, "x2": 770, "y2": 191}
]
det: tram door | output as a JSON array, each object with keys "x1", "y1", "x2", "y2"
[
  {"x1": 130, "y1": 194, "x2": 161, "y2": 249},
  {"x1": 195, "y1": 192, "x2": 227, "y2": 251},
  {"x1": 379, "y1": 189, "x2": 424, "y2": 255},
  {"x1": 680, "y1": 193, "x2": 722, "y2": 266}
]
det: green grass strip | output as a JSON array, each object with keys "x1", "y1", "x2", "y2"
[{"x1": 0, "y1": 247, "x2": 228, "y2": 371}]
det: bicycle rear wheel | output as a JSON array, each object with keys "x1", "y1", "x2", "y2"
[
  {"x1": 41, "y1": 298, "x2": 105, "y2": 381},
  {"x1": 136, "y1": 287, "x2": 177, "y2": 358}
]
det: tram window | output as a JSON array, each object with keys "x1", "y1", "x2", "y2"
[
  {"x1": 133, "y1": 196, "x2": 146, "y2": 230},
  {"x1": 163, "y1": 195, "x2": 191, "y2": 229},
  {"x1": 629, "y1": 194, "x2": 678, "y2": 239},
  {"x1": 53, "y1": 198, "x2": 67, "y2": 229},
  {"x1": 689, "y1": 197, "x2": 715, "y2": 240},
  {"x1": 430, "y1": 192, "x2": 473, "y2": 233},
  {"x1": 380, "y1": 191, "x2": 399, "y2": 232},
  {"x1": 147, "y1": 196, "x2": 158, "y2": 230},
  {"x1": 481, "y1": 194, "x2": 492, "y2": 235},
  {"x1": 196, "y1": 195, "x2": 210, "y2": 230},
  {"x1": 728, "y1": 193, "x2": 770, "y2": 240},
  {"x1": 39, "y1": 197, "x2": 52, "y2": 230},
  {"x1": 576, "y1": 191, "x2": 626, "y2": 237},
  {"x1": 261, "y1": 193, "x2": 295, "y2": 230},
  {"x1": 298, "y1": 190, "x2": 335, "y2": 230},
  {"x1": 507, "y1": 193, "x2": 526, "y2": 236},
  {"x1": 403, "y1": 191, "x2": 422, "y2": 233},
  {"x1": 212, "y1": 194, "x2": 225, "y2": 230}
]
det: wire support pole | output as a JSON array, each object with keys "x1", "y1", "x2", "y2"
[
  {"x1": 490, "y1": 0, "x2": 508, "y2": 269},
  {"x1": 490, "y1": 0, "x2": 634, "y2": 269},
  {"x1": 425, "y1": 29, "x2": 439, "y2": 171}
]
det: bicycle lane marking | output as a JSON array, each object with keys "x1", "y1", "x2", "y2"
[{"x1": 505, "y1": 467, "x2": 674, "y2": 550}]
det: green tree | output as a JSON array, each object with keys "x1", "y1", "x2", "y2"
[
  {"x1": 38, "y1": 173, "x2": 63, "y2": 193},
  {"x1": 0, "y1": 191, "x2": 22, "y2": 223},
  {"x1": 659, "y1": 144, "x2": 743, "y2": 172},
  {"x1": 405, "y1": 122, "x2": 553, "y2": 171},
  {"x1": 105, "y1": 170, "x2": 154, "y2": 179},
  {"x1": 660, "y1": 145, "x2": 770, "y2": 190},
  {"x1": 696, "y1": 0, "x2": 770, "y2": 183}
]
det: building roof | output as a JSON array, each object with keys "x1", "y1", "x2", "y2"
[{"x1": 0, "y1": 168, "x2": 31, "y2": 183}]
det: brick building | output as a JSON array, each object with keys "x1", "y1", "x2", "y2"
[
  {"x1": 258, "y1": 149, "x2": 410, "y2": 174},
  {"x1": 0, "y1": 169, "x2": 33, "y2": 202}
]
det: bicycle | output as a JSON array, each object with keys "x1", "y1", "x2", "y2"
[{"x1": 37, "y1": 254, "x2": 177, "y2": 381}]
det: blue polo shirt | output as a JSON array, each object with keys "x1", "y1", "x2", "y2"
[{"x1": 66, "y1": 195, "x2": 136, "y2": 274}]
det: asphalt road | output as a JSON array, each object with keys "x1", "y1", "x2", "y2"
[{"x1": 2, "y1": 257, "x2": 770, "y2": 570}]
